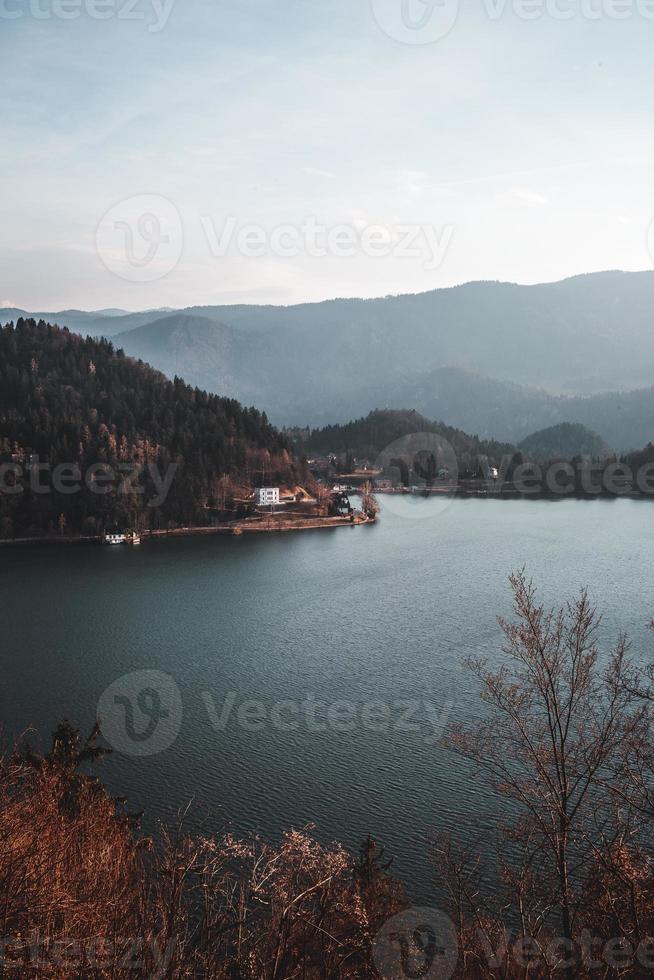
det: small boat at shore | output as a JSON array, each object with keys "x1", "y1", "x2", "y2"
[{"x1": 103, "y1": 528, "x2": 141, "y2": 546}]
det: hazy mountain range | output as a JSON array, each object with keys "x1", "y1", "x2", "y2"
[{"x1": 5, "y1": 270, "x2": 654, "y2": 450}]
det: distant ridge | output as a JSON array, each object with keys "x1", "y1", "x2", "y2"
[{"x1": 5, "y1": 270, "x2": 654, "y2": 449}]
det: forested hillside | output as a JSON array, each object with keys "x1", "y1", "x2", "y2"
[
  {"x1": 0, "y1": 320, "x2": 296, "y2": 538},
  {"x1": 292, "y1": 409, "x2": 515, "y2": 468},
  {"x1": 518, "y1": 422, "x2": 609, "y2": 459}
]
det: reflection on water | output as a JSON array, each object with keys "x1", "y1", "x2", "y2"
[{"x1": 1, "y1": 497, "x2": 652, "y2": 901}]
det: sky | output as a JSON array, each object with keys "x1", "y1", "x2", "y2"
[{"x1": 2, "y1": 0, "x2": 654, "y2": 311}]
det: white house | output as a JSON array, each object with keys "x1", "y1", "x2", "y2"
[{"x1": 255, "y1": 487, "x2": 280, "y2": 507}]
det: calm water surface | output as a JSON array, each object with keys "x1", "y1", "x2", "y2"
[{"x1": 1, "y1": 497, "x2": 653, "y2": 901}]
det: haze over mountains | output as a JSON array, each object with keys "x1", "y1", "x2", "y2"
[{"x1": 5, "y1": 270, "x2": 654, "y2": 450}]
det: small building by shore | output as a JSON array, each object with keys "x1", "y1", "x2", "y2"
[{"x1": 255, "y1": 487, "x2": 280, "y2": 506}]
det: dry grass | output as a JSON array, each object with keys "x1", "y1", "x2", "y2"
[{"x1": 0, "y1": 727, "x2": 404, "y2": 977}]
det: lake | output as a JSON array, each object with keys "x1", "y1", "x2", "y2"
[{"x1": 1, "y1": 496, "x2": 653, "y2": 902}]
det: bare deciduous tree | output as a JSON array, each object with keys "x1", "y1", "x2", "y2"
[{"x1": 444, "y1": 570, "x2": 648, "y2": 948}]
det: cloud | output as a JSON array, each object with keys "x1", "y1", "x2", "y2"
[
  {"x1": 509, "y1": 188, "x2": 549, "y2": 206},
  {"x1": 397, "y1": 169, "x2": 429, "y2": 196},
  {"x1": 302, "y1": 167, "x2": 335, "y2": 178}
]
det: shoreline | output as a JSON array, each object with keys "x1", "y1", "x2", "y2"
[
  {"x1": 1, "y1": 487, "x2": 651, "y2": 549},
  {"x1": 0, "y1": 511, "x2": 375, "y2": 548},
  {"x1": 374, "y1": 485, "x2": 649, "y2": 500}
]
